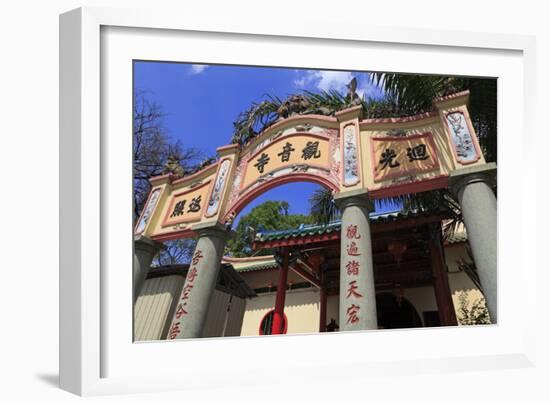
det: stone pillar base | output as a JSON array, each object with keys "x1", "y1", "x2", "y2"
[{"x1": 167, "y1": 223, "x2": 231, "y2": 339}]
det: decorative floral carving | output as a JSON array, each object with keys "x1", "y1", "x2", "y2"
[
  {"x1": 206, "y1": 159, "x2": 231, "y2": 217},
  {"x1": 329, "y1": 129, "x2": 341, "y2": 182},
  {"x1": 295, "y1": 123, "x2": 313, "y2": 132},
  {"x1": 387, "y1": 128, "x2": 408, "y2": 137},
  {"x1": 224, "y1": 211, "x2": 236, "y2": 227},
  {"x1": 446, "y1": 111, "x2": 479, "y2": 163},
  {"x1": 135, "y1": 188, "x2": 161, "y2": 234},
  {"x1": 257, "y1": 172, "x2": 275, "y2": 183},
  {"x1": 225, "y1": 155, "x2": 247, "y2": 213},
  {"x1": 189, "y1": 180, "x2": 203, "y2": 188},
  {"x1": 343, "y1": 125, "x2": 359, "y2": 186},
  {"x1": 271, "y1": 130, "x2": 284, "y2": 140},
  {"x1": 290, "y1": 164, "x2": 309, "y2": 173},
  {"x1": 390, "y1": 175, "x2": 416, "y2": 184}
]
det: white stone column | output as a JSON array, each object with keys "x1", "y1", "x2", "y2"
[
  {"x1": 450, "y1": 163, "x2": 497, "y2": 322},
  {"x1": 167, "y1": 224, "x2": 230, "y2": 339},
  {"x1": 134, "y1": 235, "x2": 164, "y2": 302},
  {"x1": 335, "y1": 190, "x2": 377, "y2": 331}
]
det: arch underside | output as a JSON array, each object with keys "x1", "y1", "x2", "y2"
[{"x1": 223, "y1": 172, "x2": 339, "y2": 223}]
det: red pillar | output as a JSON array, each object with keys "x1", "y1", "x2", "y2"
[
  {"x1": 429, "y1": 224, "x2": 458, "y2": 326},
  {"x1": 272, "y1": 248, "x2": 289, "y2": 334},
  {"x1": 319, "y1": 266, "x2": 327, "y2": 332}
]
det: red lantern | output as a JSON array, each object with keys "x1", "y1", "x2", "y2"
[{"x1": 387, "y1": 240, "x2": 407, "y2": 265}]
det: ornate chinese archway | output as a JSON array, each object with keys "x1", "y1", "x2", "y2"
[
  {"x1": 135, "y1": 90, "x2": 487, "y2": 242},
  {"x1": 134, "y1": 90, "x2": 497, "y2": 338},
  {"x1": 221, "y1": 118, "x2": 342, "y2": 224}
]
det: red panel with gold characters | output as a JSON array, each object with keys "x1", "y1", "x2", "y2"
[
  {"x1": 370, "y1": 132, "x2": 440, "y2": 182},
  {"x1": 161, "y1": 181, "x2": 211, "y2": 227}
]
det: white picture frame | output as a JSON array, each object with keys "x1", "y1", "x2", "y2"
[{"x1": 60, "y1": 6, "x2": 537, "y2": 396}]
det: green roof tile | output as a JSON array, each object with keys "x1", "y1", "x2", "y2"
[
  {"x1": 232, "y1": 262, "x2": 279, "y2": 272},
  {"x1": 254, "y1": 209, "x2": 441, "y2": 243}
]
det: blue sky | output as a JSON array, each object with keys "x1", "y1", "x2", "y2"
[{"x1": 134, "y1": 62, "x2": 398, "y2": 222}]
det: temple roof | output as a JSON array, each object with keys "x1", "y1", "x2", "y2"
[
  {"x1": 147, "y1": 263, "x2": 257, "y2": 298},
  {"x1": 221, "y1": 209, "x2": 468, "y2": 277},
  {"x1": 253, "y1": 209, "x2": 444, "y2": 243},
  {"x1": 221, "y1": 255, "x2": 278, "y2": 273}
]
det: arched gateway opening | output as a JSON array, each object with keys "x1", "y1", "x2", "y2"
[
  {"x1": 133, "y1": 89, "x2": 497, "y2": 341},
  {"x1": 223, "y1": 173, "x2": 339, "y2": 224},
  {"x1": 223, "y1": 178, "x2": 338, "y2": 336},
  {"x1": 376, "y1": 292, "x2": 423, "y2": 329}
]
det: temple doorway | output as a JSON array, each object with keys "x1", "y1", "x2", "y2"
[{"x1": 376, "y1": 292, "x2": 423, "y2": 329}]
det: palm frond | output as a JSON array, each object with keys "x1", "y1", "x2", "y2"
[
  {"x1": 231, "y1": 96, "x2": 283, "y2": 145},
  {"x1": 370, "y1": 73, "x2": 459, "y2": 113},
  {"x1": 302, "y1": 89, "x2": 348, "y2": 113},
  {"x1": 370, "y1": 73, "x2": 496, "y2": 163},
  {"x1": 309, "y1": 187, "x2": 340, "y2": 225},
  {"x1": 457, "y1": 246, "x2": 483, "y2": 292}
]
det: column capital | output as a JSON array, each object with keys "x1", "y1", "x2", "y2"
[
  {"x1": 133, "y1": 235, "x2": 164, "y2": 303},
  {"x1": 333, "y1": 189, "x2": 374, "y2": 211},
  {"x1": 334, "y1": 105, "x2": 363, "y2": 122},
  {"x1": 449, "y1": 162, "x2": 497, "y2": 197},
  {"x1": 192, "y1": 221, "x2": 233, "y2": 241},
  {"x1": 134, "y1": 234, "x2": 165, "y2": 253}
]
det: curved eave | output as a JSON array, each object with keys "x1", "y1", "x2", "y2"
[{"x1": 253, "y1": 209, "x2": 450, "y2": 249}]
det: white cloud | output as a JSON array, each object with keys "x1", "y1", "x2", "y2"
[
  {"x1": 294, "y1": 70, "x2": 383, "y2": 100},
  {"x1": 294, "y1": 70, "x2": 353, "y2": 93},
  {"x1": 189, "y1": 64, "x2": 208, "y2": 74},
  {"x1": 293, "y1": 77, "x2": 306, "y2": 87},
  {"x1": 315, "y1": 71, "x2": 354, "y2": 92}
]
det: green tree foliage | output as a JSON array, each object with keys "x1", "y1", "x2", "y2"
[{"x1": 226, "y1": 201, "x2": 315, "y2": 257}]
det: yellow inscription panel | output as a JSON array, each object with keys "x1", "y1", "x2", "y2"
[
  {"x1": 162, "y1": 181, "x2": 211, "y2": 227},
  {"x1": 371, "y1": 133, "x2": 440, "y2": 182},
  {"x1": 242, "y1": 134, "x2": 330, "y2": 189}
]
